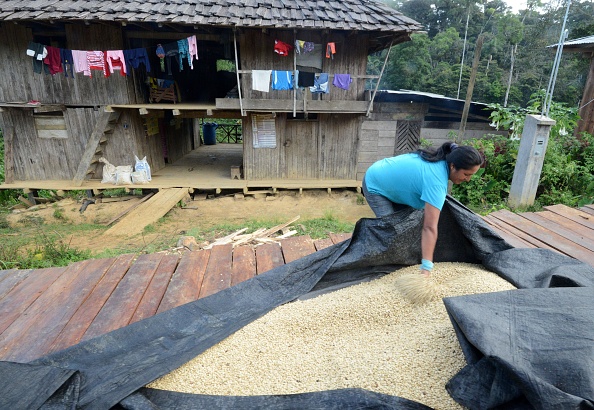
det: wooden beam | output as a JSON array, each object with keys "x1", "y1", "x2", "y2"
[
  {"x1": 2, "y1": 124, "x2": 14, "y2": 184},
  {"x1": 72, "y1": 109, "x2": 121, "y2": 186}
]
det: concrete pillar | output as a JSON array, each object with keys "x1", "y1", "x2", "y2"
[{"x1": 508, "y1": 114, "x2": 556, "y2": 209}]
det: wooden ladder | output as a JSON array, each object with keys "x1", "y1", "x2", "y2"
[{"x1": 72, "y1": 109, "x2": 121, "y2": 186}]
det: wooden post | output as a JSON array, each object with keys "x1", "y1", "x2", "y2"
[
  {"x1": 2, "y1": 124, "x2": 14, "y2": 184},
  {"x1": 458, "y1": 34, "x2": 484, "y2": 139},
  {"x1": 508, "y1": 114, "x2": 556, "y2": 209},
  {"x1": 233, "y1": 29, "x2": 244, "y2": 117},
  {"x1": 576, "y1": 54, "x2": 594, "y2": 137},
  {"x1": 366, "y1": 39, "x2": 394, "y2": 117}
]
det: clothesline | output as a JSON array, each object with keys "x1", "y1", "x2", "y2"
[
  {"x1": 237, "y1": 70, "x2": 379, "y2": 79},
  {"x1": 26, "y1": 35, "x2": 199, "y2": 79}
]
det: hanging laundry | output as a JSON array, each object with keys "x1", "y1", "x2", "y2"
[
  {"x1": 296, "y1": 43, "x2": 323, "y2": 71},
  {"x1": 123, "y1": 48, "x2": 151, "y2": 75},
  {"x1": 297, "y1": 70, "x2": 315, "y2": 88},
  {"x1": 43, "y1": 46, "x2": 63, "y2": 75},
  {"x1": 332, "y1": 73, "x2": 352, "y2": 90},
  {"x1": 86, "y1": 51, "x2": 108, "y2": 78},
  {"x1": 187, "y1": 35, "x2": 199, "y2": 68},
  {"x1": 294, "y1": 40, "x2": 305, "y2": 54},
  {"x1": 326, "y1": 42, "x2": 336, "y2": 59},
  {"x1": 156, "y1": 44, "x2": 166, "y2": 72},
  {"x1": 303, "y1": 42, "x2": 314, "y2": 53},
  {"x1": 60, "y1": 49, "x2": 74, "y2": 78},
  {"x1": 177, "y1": 38, "x2": 191, "y2": 70},
  {"x1": 72, "y1": 50, "x2": 91, "y2": 76},
  {"x1": 310, "y1": 73, "x2": 330, "y2": 94},
  {"x1": 252, "y1": 70, "x2": 272, "y2": 92},
  {"x1": 163, "y1": 42, "x2": 179, "y2": 75},
  {"x1": 271, "y1": 70, "x2": 293, "y2": 90},
  {"x1": 274, "y1": 39, "x2": 293, "y2": 56},
  {"x1": 26, "y1": 42, "x2": 47, "y2": 74},
  {"x1": 106, "y1": 50, "x2": 127, "y2": 77}
]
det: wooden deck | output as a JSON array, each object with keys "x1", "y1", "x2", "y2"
[
  {"x1": 0, "y1": 143, "x2": 361, "y2": 194},
  {"x1": 0, "y1": 233, "x2": 352, "y2": 363},
  {"x1": 2, "y1": 202, "x2": 594, "y2": 364}
]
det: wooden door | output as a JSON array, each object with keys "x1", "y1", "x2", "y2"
[{"x1": 283, "y1": 119, "x2": 318, "y2": 179}]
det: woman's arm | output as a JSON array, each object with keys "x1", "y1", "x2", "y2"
[{"x1": 421, "y1": 202, "x2": 441, "y2": 276}]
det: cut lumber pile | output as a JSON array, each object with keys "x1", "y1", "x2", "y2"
[{"x1": 204, "y1": 216, "x2": 300, "y2": 249}]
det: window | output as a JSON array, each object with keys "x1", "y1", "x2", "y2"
[{"x1": 34, "y1": 113, "x2": 68, "y2": 139}]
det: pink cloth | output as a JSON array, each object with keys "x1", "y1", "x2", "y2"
[
  {"x1": 106, "y1": 50, "x2": 127, "y2": 76},
  {"x1": 187, "y1": 35, "x2": 198, "y2": 69},
  {"x1": 87, "y1": 51, "x2": 107, "y2": 78},
  {"x1": 72, "y1": 50, "x2": 90, "y2": 76}
]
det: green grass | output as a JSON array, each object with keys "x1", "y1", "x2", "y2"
[{"x1": 0, "y1": 208, "x2": 356, "y2": 269}]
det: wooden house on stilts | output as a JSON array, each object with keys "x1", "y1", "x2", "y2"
[{"x1": 0, "y1": 1, "x2": 425, "y2": 195}]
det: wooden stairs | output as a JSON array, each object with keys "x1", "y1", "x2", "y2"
[{"x1": 72, "y1": 109, "x2": 121, "y2": 186}]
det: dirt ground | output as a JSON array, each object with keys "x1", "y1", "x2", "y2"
[{"x1": 6, "y1": 189, "x2": 375, "y2": 255}]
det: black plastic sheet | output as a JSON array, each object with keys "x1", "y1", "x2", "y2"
[{"x1": 1, "y1": 196, "x2": 593, "y2": 409}]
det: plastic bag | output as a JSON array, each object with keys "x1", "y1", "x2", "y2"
[
  {"x1": 99, "y1": 157, "x2": 117, "y2": 184},
  {"x1": 115, "y1": 165, "x2": 133, "y2": 185},
  {"x1": 131, "y1": 171, "x2": 149, "y2": 184},
  {"x1": 134, "y1": 155, "x2": 152, "y2": 181}
]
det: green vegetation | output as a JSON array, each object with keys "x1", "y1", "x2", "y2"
[
  {"x1": 373, "y1": 0, "x2": 593, "y2": 108},
  {"x1": 451, "y1": 96, "x2": 594, "y2": 214},
  {"x1": 0, "y1": 227, "x2": 92, "y2": 270}
]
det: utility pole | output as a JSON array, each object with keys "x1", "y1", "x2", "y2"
[{"x1": 458, "y1": 34, "x2": 484, "y2": 140}]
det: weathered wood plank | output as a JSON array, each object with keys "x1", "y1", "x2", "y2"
[
  {"x1": 157, "y1": 250, "x2": 210, "y2": 313},
  {"x1": 255, "y1": 243, "x2": 284, "y2": 274},
  {"x1": 279, "y1": 235, "x2": 316, "y2": 263},
  {"x1": 544, "y1": 204, "x2": 594, "y2": 231},
  {"x1": 486, "y1": 212, "x2": 559, "y2": 251},
  {"x1": 579, "y1": 205, "x2": 594, "y2": 216},
  {"x1": 527, "y1": 211, "x2": 594, "y2": 252},
  {"x1": 200, "y1": 244, "x2": 233, "y2": 298},
  {"x1": 489, "y1": 209, "x2": 594, "y2": 265},
  {"x1": 482, "y1": 215, "x2": 533, "y2": 249},
  {"x1": 329, "y1": 233, "x2": 352, "y2": 244},
  {"x1": 0, "y1": 268, "x2": 18, "y2": 287},
  {"x1": 130, "y1": 254, "x2": 179, "y2": 324},
  {"x1": 103, "y1": 188, "x2": 190, "y2": 237},
  {"x1": 48, "y1": 255, "x2": 135, "y2": 353},
  {"x1": 81, "y1": 253, "x2": 164, "y2": 341},
  {"x1": 0, "y1": 267, "x2": 65, "y2": 335},
  {"x1": 0, "y1": 260, "x2": 97, "y2": 362},
  {"x1": 231, "y1": 245, "x2": 256, "y2": 286},
  {"x1": 0, "y1": 269, "x2": 33, "y2": 300},
  {"x1": 313, "y1": 238, "x2": 333, "y2": 251}
]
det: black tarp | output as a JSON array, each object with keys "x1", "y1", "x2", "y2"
[{"x1": 1, "y1": 196, "x2": 593, "y2": 409}]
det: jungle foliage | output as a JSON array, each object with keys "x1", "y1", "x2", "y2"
[{"x1": 372, "y1": 0, "x2": 593, "y2": 108}]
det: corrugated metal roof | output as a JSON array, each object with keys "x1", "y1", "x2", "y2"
[
  {"x1": 0, "y1": 0, "x2": 423, "y2": 33},
  {"x1": 548, "y1": 35, "x2": 594, "y2": 48},
  {"x1": 564, "y1": 35, "x2": 594, "y2": 46}
]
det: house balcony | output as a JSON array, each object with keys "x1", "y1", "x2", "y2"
[{"x1": 215, "y1": 73, "x2": 377, "y2": 114}]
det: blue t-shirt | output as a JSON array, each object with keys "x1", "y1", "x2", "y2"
[{"x1": 364, "y1": 153, "x2": 449, "y2": 210}]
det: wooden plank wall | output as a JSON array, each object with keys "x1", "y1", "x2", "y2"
[
  {"x1": 239, "y1": 29, "x2": 369, "y2": 102},
  {"x1": 0, "y1": 24, "x2": 136, "y2": 105},
  {"x1": 242, "y1": 113, "x2": 283, "y2": 180},
  {"x1": 356, "y1": 103, "x2": 428, "y2": 181},
  {"x1": 319, "y1": 114, "x2": 359, "y2": 180}
]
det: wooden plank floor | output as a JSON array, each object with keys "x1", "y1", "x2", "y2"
[
  {"x1": 2, "y1": 203, "x2": 594, "y2": 364},
  {"x1": 0, "y1": 234, "x2": 353, "y2": 363}
]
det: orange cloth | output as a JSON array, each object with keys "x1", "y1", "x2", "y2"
[{"x1": 326, "y1": 42, "x2": 336, "y2": 59}]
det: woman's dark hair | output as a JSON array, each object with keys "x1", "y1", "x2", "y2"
[{"x1": 417, "y1": 141, "x2": 483, "y2": 170}]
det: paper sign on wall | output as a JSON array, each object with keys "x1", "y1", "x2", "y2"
[{"x1": 252, "y1": 114, "x2": 276, "y2": 148}]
